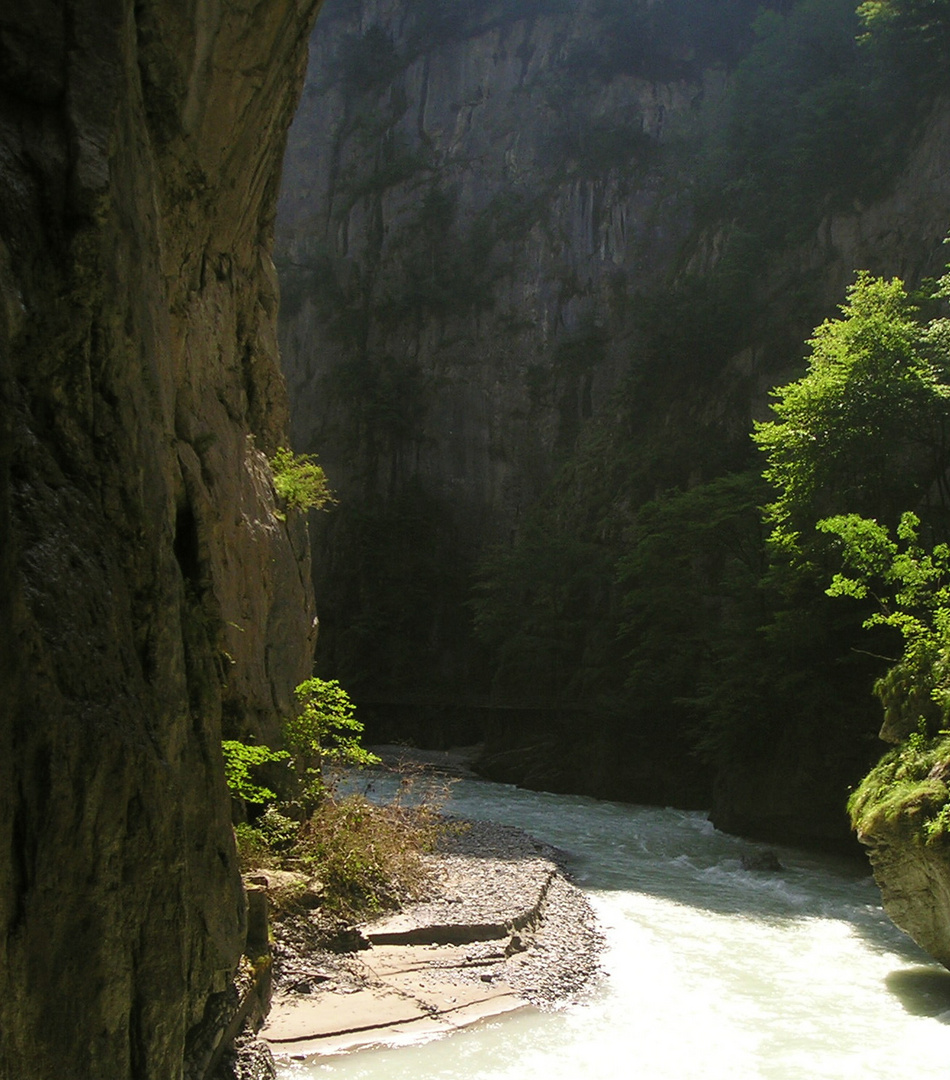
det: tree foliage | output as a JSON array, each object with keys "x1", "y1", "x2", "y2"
[
  {"x1": 755, "y1": 259, "x2": 950, "y2": 840},
  {"x1": 471, "y1": 520, "x2": 613, "y2": 706},
  {"x1": 220, "y1": 741, "x2": 290, "y2": 805},
  {"x1": 754, "y1": 271, "x2": 950, "y2": 562},
  {"x1": 616, "y1": 472, "x2": 767, "y2": 731},
  {"x1": 858, "y1": 0, "x2": 950, "y2": 93},
  {"x1": 270, "y1": 447, "x2": 337, "y2": 514},
  {"x1": 287, "y1": 678, "x2": 380, "y2": 804},
  {"x1": 820, "y1": 511, "x2": 950, "y2": 740},
  {"x1": 221, "y1": 678, "x2": 378, "y2": 810}
]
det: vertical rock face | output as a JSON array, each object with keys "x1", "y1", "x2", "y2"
[
  {"x1": 0, "y1": 1, "x2": 318, "y2": 1077},
  {"x1": 860, "y1": 821, "x2": 950, "y2": 972},
  {"x1": 278, "y1": 0, "x2": 714, "y2": 528},
  {"x1": 276, "y1": 0, "x2": 742, "y2": 702}
]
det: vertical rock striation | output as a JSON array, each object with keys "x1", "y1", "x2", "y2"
[
  {"x1": 860, "y1": 821, "x2": 950, "y2": 972},
  {"x1": 276, "y1": 0, "x2": 734, "y2": 707},
  {"x1": 278, "y1": 0, "x2": 711, "y2": 533},
  {"x1": 0, "y1": 1, "x2": 319, "y2": 1076}
]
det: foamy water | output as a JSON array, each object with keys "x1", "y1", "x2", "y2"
[{"x1": 277, "y1": 776, "x2": 950, "y2": 1080}]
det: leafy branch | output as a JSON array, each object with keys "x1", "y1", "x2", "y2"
[{"x1": 270, "y1": 447, "x2": 337, "y2": 514}]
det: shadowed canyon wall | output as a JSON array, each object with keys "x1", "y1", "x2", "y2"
[
  {"x1": 277, "y1": 0, "x2": 763, "y2": 721},
  {"x1": 277, "y1": 0, "x2": 950, "y2": 846},
  {"x1": 0, "y1": 0, "x2": 319, "y2": 1075}
]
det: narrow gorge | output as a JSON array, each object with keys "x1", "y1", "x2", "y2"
[
  {"x1": 4, "y1": 1, "x2": 950, "y2": 1075},
  {"x1": 276, "y1": 0, "x2": 950, "y2": 844}
]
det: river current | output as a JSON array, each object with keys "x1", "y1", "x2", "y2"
[{"x1": 277, "y1": 775, "x2": 950, "y2": 1080}]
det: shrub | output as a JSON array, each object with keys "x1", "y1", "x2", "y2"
[
  {"x1": 234, "y1": 822, "x2": 277, "y2": 871},
  {"x1": 270, "y1": 446, "x2": 336, "y2": 514},
  {"x1": 222, "y1": 679, "x2": 445, "y2": 920},
  {"x1": 285, "y1": 678, "x2": 380, "y2": 806},
  {"x1": 221, "y1": 740, "x2": 290, "y2": 805},
  {"x1": 294, "y1": 792, "x2": 440, "y2": 916},
  {"x1": 232, "y1": 784, "x2": 447, "y2": 918}
]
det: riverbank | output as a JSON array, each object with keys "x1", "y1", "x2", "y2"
[{"x1": 259, "y1": 814, "x2": 604, "y2": 1062}]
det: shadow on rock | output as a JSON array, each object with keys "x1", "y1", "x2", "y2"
[{"x1": 885, "y1": 966, "x2": 950, "y2": 1021}]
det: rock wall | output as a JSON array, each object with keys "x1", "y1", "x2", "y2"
[
  {"x1": 278, "y1": 0, "x2": 714, "y2": 531},
  {"x1": 276, "y1": 0, "x2": 745, "y2": 702},
  {"x1": 276, "y1": 0, "x2": 950, "y2": 712},
  {"x1": 860, "y1": 820, "x2": 950, "y2": 972},
  {"x1": 0, "y1": 1, "x2": 319, "y2": 1076}
]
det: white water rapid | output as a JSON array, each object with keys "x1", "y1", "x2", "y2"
[{"x1": 277, "y1": 775, "x2": 950, "y2": 1080}]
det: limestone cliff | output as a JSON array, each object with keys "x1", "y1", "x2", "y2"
[
  {"x1": 278, "y1": 0, "x2": 713, "y2": 516},
  {"x1": 860, "y1": 820, "x2": 950, "y2": 972},
  {"x1": 276, "y1": 0, "x2": 755, "y2": 706},
  {"x1": 279, "y1": 0, "x2": 950, "y2": 559},
  {"x1": 0, "y1": 1, "x2": 319, "y2": 1076},
  {"x1": 276, "y1": 0, "x2": 950, "y2": 825}
]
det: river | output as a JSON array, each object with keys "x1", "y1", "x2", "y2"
[{"x1": 276, "y1": 774, "x2": 950, "y2": 1080}]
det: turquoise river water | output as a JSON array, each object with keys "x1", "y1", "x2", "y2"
[{"x1": 277, "y1": 774, "x2": 950, "y2": 1080}]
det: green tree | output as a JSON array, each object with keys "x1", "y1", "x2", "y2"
[
  {"x1": 858, "y1": 0, "x2": 950, "y2": 94},
  {"x1": 221, "y1": 679, "x2": 377, "y2": 810},
  {"x1": 755, "y1": 260, "x2": 950, "y2": 843},
  {"x1": 471, "y1": 520, "x2": 612, "y2": 705},
  {"x1": 753, "y1": 271, "x2": 950, "y2": 565},
  {"x1": 285, "y1": 678, "x2": 380, "y2": 805},
  {"x1": 819, "y1": 511, "x2": 950, "y2": 741},
  {"x1": 616, "y1": 473, "x2": 766, "y2": 731},
  {"x1": 817, "y1": 510, "x2": 950, "y2": 842}
]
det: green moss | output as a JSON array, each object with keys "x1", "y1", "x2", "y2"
[{"x1": 848, "y1": 732, "x2": 950, "y2": 843}]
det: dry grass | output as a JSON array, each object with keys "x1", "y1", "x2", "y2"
[{"x1": 235, "y1": 771, "x2": 451, "y2": 920}]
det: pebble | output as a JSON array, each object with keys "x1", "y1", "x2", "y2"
[{"x1": 272, "y1": 816, "x2": 605, "y2": 1009}]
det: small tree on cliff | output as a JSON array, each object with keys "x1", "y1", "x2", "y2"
[
  {"x1": 284, "y1": 677, "x2": 379, "y2": 807},
  {"x1": 270, "y1": 447, "x2": 337, "y2": 514}
]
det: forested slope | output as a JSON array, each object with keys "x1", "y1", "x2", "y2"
[{"x1": 278, "y1": 0, "x2": 950, "y2": 849}]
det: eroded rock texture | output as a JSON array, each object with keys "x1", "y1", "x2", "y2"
[
  {"x1": 0, "y1": 1, "x2": 319, "y2": 1076},
  {"x1": 860, "y1": 821, "x2": 950, "y2": 972},
  {"x1": 278, "y1": 0, "x2": 711, "y2": 540},
  {"x1": 276, "y1": 0, "x2": 740, "y2": 715}
]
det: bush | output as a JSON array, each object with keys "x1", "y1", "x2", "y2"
[
  {"x1": 286, "y1": 678, "x2": 380, "y2": 806},
  {"x1": 232, "y1": 783, "x2": 446, "y2": 918},
  {"x1": 270, "y1": 446, "x2": 336, "y2": 514},
  {"x1": 221, "y1": 741, "x2": 290, "y2": 805},
  {"x1": 234, "y1": 822, "x2": 277, "y2": 871},
  {"x1": 294, "y1": 792, "x2": 441, "y2": 916},
  {"x1": 223, "y1": 678, "x2": 443, "y2": 919}
]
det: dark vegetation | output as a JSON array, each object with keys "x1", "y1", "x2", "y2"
[{"x1": 283, "y1": 0, "x2": 950, "y2": 845}]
